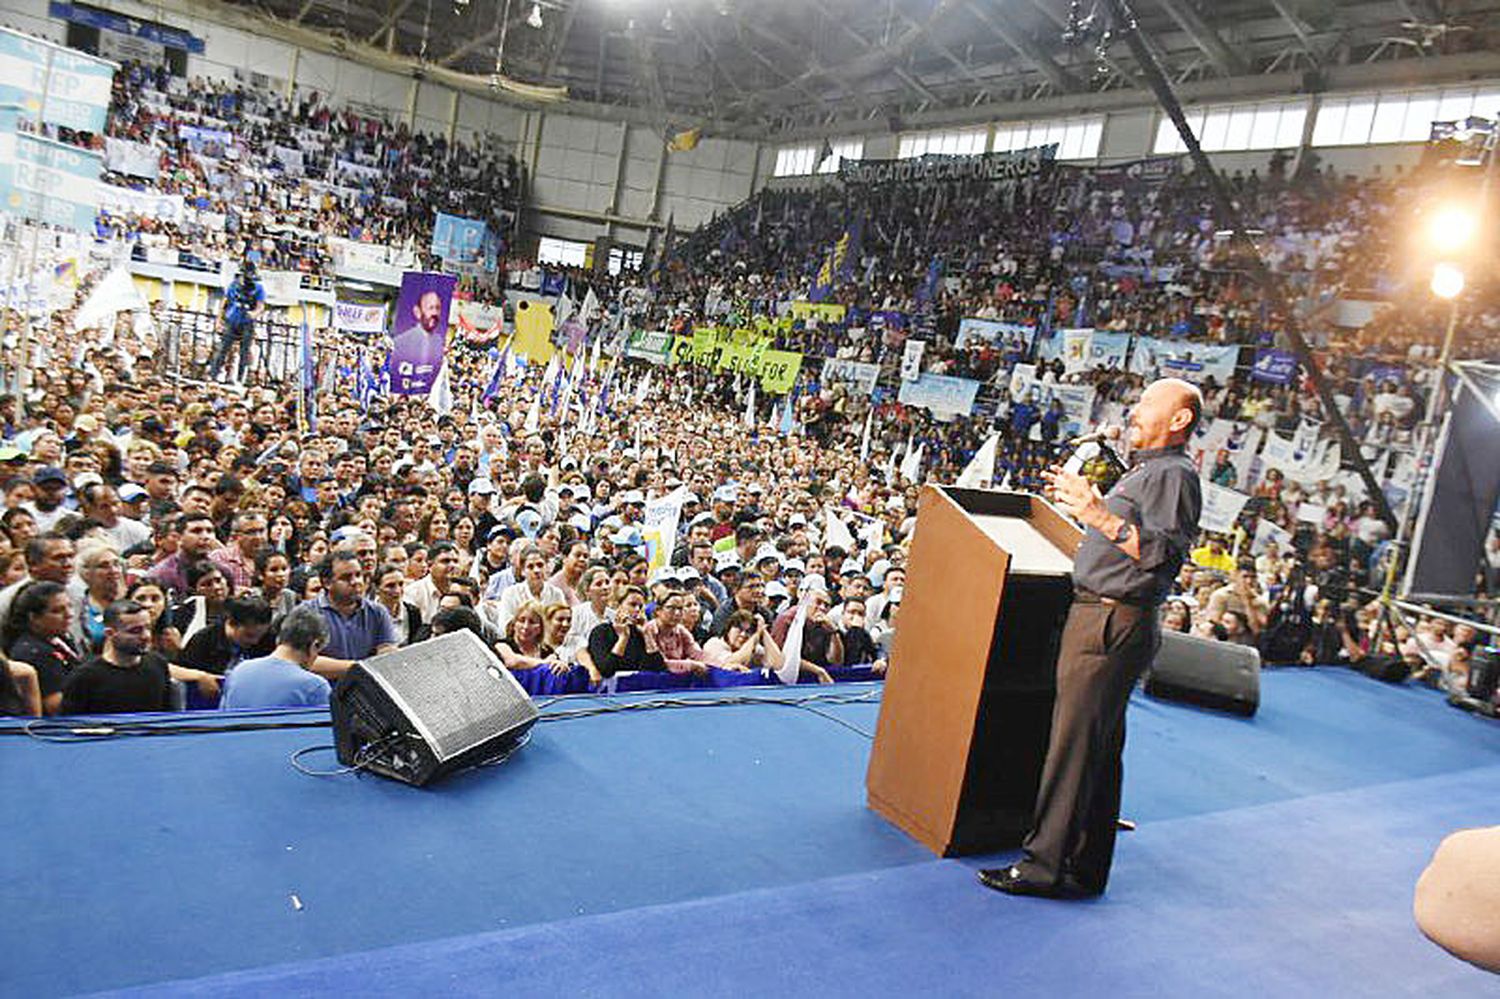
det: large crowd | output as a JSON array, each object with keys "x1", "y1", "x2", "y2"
[
  {"x1": 2, "y1": 50, "x2": 1498, "y2": 719},
  {"x1": 68, "y1": 61, "x2": 523, "y2": 285}
]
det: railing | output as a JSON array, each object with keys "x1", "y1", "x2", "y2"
[{"x1": 157, "y1": 307, "x2": 309, "y2": 386}]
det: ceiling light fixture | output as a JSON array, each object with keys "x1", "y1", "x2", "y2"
[{"x1": 526, "y1": 1, "x2": 543, "y2": 28}]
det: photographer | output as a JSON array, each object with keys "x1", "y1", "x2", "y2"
[{"x1": 208, "y1": 261, "x2": 265, "y2": 384}]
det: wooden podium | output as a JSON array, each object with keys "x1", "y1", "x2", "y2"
[{"x1": 866, "y1": 486, "x2": 1083, "y2": 857}]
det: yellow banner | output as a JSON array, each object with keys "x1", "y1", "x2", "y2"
[
  {"x1": 513, "y1": 300, "x2": 556, "y2": 363},
  {"x1": 789, "y1": 301, "x2": 846, "y2": 323},
  {"x1": 669, "y1": 335, "x2": 695, "y2": 366},
  {"x1": 758, "y1": 350, "x2": 803, "y2": 394}
]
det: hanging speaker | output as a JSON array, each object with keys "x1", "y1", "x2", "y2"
[{"x1": 331, "y1": 630, "x2": 538, "y2": 786}]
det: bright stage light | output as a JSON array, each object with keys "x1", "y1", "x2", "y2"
[
  {"x1": 1431, "y1": 261, "x2": 1466, "y2": 300},
  {"x1": 526, "y1": 2, "x2": 543, "y2": 28},
  {"x1": 1426, "y1": 204, "x2": 1478, "y2": 254}
]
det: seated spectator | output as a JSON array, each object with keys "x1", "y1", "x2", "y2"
[
  {"x1": 495, "y1": 600, "x2": 562, "y2": 672},
  {"x1": 702, "y1": 609, "x2": 784, "y2": 673},
  {"x1": 177, "y1": 593, "x2": 275, "y2": 675},
  {"x1": 1190, "y1": 535, "x2": 1236, "y2": 574},
  {"x1": 837, "y1": 596, "x2": 886, "y2": 672},
  {"x1": 171, "y1": 560, "x2": 232, "y2": 643},
  {"x1": 771, "y1": 586, "x2": 842, "y2": 680},
  {"x1": 308, "y1": 551, "x2": 397, "y2": 676},
  {"x1": 642, "y1": 589, "x2": 708, "y2": 675},
  {"x1": 75, "y1": 540, "x2": 126, "y2": 653},
  {"x1": 429, "y1": 606, "x2": 485, "y2": 641},
  {"x1": 1161, "y1": 598, "x2": 1193, "y2": 634},
  {"x1": 1205, "y1": 561, "x2": 1269, "y2": 639},
  {"x1": 126, "y1": 578, "x2": 183, "y2": 661},
  {"x1": 540, "y1": 601, "x2": 580, "y2": 663},
  {"x1": 220, "y1": 604, "x2": 331, "y2": 710},
  {"x1": 249, "y1": 548, "x2": 298, "y2": 623},
  {"x1": 1218, "y1": 609, "x2": 1256, "y2": 646},
  {"x1": 372, "y1": 562, "x2": 424, "y2": 647},
  {"x1": 495, "y1": 545, "x2": 567, "y2": 634},
  {"x1": 60, "y1": 599, "x2": 173, "y2": 715},
  {"x1": 5, "y1": 580, "x2": 83, "y2": 714},
  {"x1": 586, "y1": 585, "x2": 665, "y2": 678},
  {"x1": 1, "y1": 653, "x2": 42, "y2": 716}
]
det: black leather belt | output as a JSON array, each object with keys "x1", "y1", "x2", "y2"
[{"x1": 1073, "y1": 589, "x2": 1146, "y2": 609}]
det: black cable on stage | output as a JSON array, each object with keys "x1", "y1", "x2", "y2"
[{"x1": 4, "y1": 687, "x2": 885, "y2": 757}]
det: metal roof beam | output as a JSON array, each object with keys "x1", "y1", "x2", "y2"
[
  {"x1": 1152, "y1": 0, "x2": 1247, "y2": 76},
  {"x1": 964, "y1": 0, "x2": 1080, "y2": 93},
  {"x1": 437, "y1": 26, "x2": 501, "y2": 67},
  {"x1": 364, "y1": 0, "x2": 417, "y2": 46}
]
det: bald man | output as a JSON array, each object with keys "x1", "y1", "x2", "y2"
[
  {"x1": 1415, "y1": 826, "x2": 1500, "y2": 974},
  {"x1": 981, "y1": 377, "x2": 1203, "y2": 899}
]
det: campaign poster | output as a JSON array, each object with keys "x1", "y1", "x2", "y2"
[{"x1": 389, "y1": 271, "x2": 456, "y2": 395}]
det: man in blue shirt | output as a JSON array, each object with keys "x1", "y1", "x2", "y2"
[
  {"x1": 308, "y1": 551, "x2": 397, "y2": 679},
  {"x1": 209, "y1": 260, "x2": 265, "y2": 383},
  {"x1": 221, "y1": 604, "x2": 331, "y2": 710}
]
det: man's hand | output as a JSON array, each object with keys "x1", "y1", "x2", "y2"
[{"x1": 1041, "y1": 465, "x2": 1107, "y2": 530}]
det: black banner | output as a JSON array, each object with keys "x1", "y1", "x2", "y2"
[{"x1": 837, "y1": 143, "x2": 1057, "y2": 185}]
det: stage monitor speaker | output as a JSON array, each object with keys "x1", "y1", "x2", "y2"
[
  {"x1": 1144, "y1": 629, "x2": 1260, "y2": 717},
  {"x1": 331, "y1": 630, "x2": 538, "y2": 786}
]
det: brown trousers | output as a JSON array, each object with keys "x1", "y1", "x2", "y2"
[{"x1": 1018, "y1": 599, "x2": 1159, "y2": 892}]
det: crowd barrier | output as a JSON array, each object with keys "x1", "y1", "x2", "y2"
[{"x1": 173, "y1": 663, "x2": 885, "y2": 710}]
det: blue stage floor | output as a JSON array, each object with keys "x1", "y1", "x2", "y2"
[{"x1": 3, "y1": 670, "x2": 1498, "y2": 997}]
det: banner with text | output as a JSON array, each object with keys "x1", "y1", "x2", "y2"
[
  {"x1": 955, "y1": 317, "x2": 1035, "y2": 351},
  {"x1": 334, "y1": 300, "x2": 386, "y2": 335},
  {"x1": 1129, "y1": 337, "x2": 1240, "y2": 384},
  {"x1": 821, "y1": 358, "x2": 882, "y2": 396},
  {"x1": 838, "y1": 143, "x2": 1056, "y2": 185},
  {"x1": 0, "y1": 28, "x2": 114, "y2": 133},
  {"x1": 897, "y1": 372, "x2": 980, "y2": 416}
]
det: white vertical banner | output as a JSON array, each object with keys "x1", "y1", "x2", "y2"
[
  {"x1": 776, "y1": 595, "x2": 809, "y2": 686},
  {"x1": 641, "y1": 486, "x2": 688, "y2": 573},
  {"x1": 900, "y1": 338, "x2": 926, "y2": 381}
]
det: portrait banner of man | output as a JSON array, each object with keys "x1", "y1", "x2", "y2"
[{"x1": 389, "y1": 271, "x2": 458, "y2": 395}]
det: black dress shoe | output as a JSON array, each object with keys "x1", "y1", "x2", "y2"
[{"x1": 977, "y1": 865, "x2": 1100, "y2": 900}]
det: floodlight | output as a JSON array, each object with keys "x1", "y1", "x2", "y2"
[
  {"x1": 1431, "y1": 262, "x2": 1465, "y2": 300},
  {"x1": 1425, "y1": 204, "x2": 1478, "y2": 255}
]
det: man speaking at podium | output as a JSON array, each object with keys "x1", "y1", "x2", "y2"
[{"x1": 980, "y1": 377, "x2": 1202, "y2": 899}]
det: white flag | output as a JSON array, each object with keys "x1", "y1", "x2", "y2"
[
  {"x1": 859, "y1": 516, "x2": 886, "y2": 553},
  {"x1": 581, "y1": 287, "x2": 600, "y2": 325},
  {"x1": 635, "y1": 370, "x2": 653, "y2": 404},
  {"x1": 955, "y1": 433, "x2": 999, "y2": 488},
  {"x1": 554, "y1": 291, "x2": 575, "y2": 329},
  {"x1": 899, "y1": 441, "x2": 925, "y2": 484},
  {"x1": 522, "y1": 391, "x2": 541, "y2": 433},
  {"x1": 73, "y1": 266, "x2": 146, "y2": 333},
  {"x1": 743, "y1": 380, "x2": 757, "y2": 427},
  {"x1": 776, "y1": 594, "x2": 809, "y2": 686},
  {"x1": 859, "y1": 406, "x2": 874, "y2": 461},
  {"x1": 425, "y1": 361, "x2": 453, "y2": 416},
  {"x1": 823, "y1": 506, "x2": 857, "y2": 551}
]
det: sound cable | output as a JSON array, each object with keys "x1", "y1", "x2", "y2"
[{"x1": 289, "y1": 732, "x2": 401, "y2": 777}]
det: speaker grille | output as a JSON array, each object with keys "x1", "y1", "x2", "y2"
[{"x1": 362, "y1": 631, "x2": 538, "y2": 761}]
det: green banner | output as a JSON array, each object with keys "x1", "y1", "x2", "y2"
[{"x1": 624, "y1": 329, "x2": 673, "y2": 365}]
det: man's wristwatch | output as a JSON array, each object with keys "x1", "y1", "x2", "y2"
[{"x1": 1109, "y1": 520, "x2": 1132, "y2": 544}]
